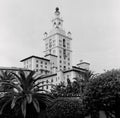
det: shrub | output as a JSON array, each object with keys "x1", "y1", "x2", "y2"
[{"x1": 47, "y1": 97, "x2": 84, "y2": 118}]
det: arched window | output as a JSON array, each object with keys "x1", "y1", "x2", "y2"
[
  {"x1": 63, "y1": 39, "x2": 65, "y2": 47},
  {"x1": 58, "y1": 22, "x2": 61, "y2": 25}
]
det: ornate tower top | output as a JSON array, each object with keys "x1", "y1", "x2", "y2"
[
  {"x1": 49, "y1": 7, "x2": 65, "y2": 35},
  {"x1": 55, "y1": 7, "x2": 60, "y2": 16}
]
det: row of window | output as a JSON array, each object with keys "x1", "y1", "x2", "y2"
[
  {"x1": 53, "y1": 21, "x2": 61, "y2": 26},
  {"x1": 24, "y1": 59, "x2": 32, "y2": 65},
  {"x1": 36, "y1": 64, "x2": 48, "y2": 69},
  {"x1": 59, "y1": 55, "x2": 70, "y2": 61},
  {"x1": 36, "y1": 60, "x2": 47, "y2": 65},
  {"x1": 45, "y1": 39, "x2": 70, "y2": 50},
  {"x1": 36, "y1": 69, "x2": 48, "y2": 74},
  {"x1": 59, "y1": 66, "x2": 70, "y2": 70},
  {"x1": 25, "y1": 64, "x2": 31, "y2": 69},
  {"x1": 59, "y1": 60, "x2": 70, "y2": 65},
  {"x1": 40, "y1": 74, "x2": 70, "y2": 90},
  {"x1": 40, "y1": 77, "x2": 60, "y2": 89},
  {"x1": 46, "y1": 39, "x2": 56, "y2": 49},
  {"x1": 59, "y1": 50, "x2": 70, "y2": 55}
]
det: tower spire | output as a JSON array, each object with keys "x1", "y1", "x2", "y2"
[
  {"x1": 51, "y1": 7, "x2": 63, "y2": 30},
  {"x1": 55, "y1": 7, "x2": 60, "y2": 17}
]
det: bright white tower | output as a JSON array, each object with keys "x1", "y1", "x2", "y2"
[{"x1": 43, "y1": 7, "x2": 72, "y2": 72}]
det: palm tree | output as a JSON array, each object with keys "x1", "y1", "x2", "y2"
[{"x1": 0, "y1": 70, "x2": 54, "y2": 118}]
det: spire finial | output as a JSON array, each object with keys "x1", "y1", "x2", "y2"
[
  {"x1": 56, "y1": 7, "x2": 59, "y2": 12},
  {"x1": 55, "y1": 7, "x2": 60, "y2": 16}
]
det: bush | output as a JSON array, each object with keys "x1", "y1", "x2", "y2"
[{"x1": 47, "y1": 97, "x2": 84, "y2": 118}]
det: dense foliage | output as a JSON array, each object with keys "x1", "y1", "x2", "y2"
[
  {"x1": 47, "y1": 97, "x2": 84, "y2": 118},
  {"x1": 1, "y1": 69, "x2": 120, "y2": 118},
  {"x1": 0, "y1": 70, "x2": 54, "y2": 118},
  {"x1": 83, "y1": 69, "x2": 120, "y2": 118},
  {"x1": 51, "y1": 70, "x2": 94, "y2": 97}
]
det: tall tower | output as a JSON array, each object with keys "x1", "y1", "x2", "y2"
[{"x1": 43, "y1": 8, "x2": 72, "y2": 72}]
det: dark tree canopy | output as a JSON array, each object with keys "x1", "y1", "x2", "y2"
[{"x1": 83, "y1": 69, "x2": 120, "y2": 118}]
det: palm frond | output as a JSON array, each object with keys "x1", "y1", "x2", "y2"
[
  {"x1": 10, "y1": 71, "x2": 23, "y2": 85},
  {"x1": 33, "y1": 98, "x2": 40, "y2": 113},
  {"x1": 11, "y1": 96, "x2": 22, "y2": 109},
  {"x1": 0, "y1": 98, "x2": 12, "y2": 115},
  {"x1": 0, "y1": 81, "x2": 22, "y2": 93},
  {"x1": 21, "y1": 99, "x2": 27, "y2": 118},
  {"x1": 26, "y1": 94, "x2": 32, "y2": 104},
  {"x1": 0, "y1": 70, "x2": 15, "y2": 81},
  {"x1": 33, "y1": 93, "x2": 54, "y2": 106}
]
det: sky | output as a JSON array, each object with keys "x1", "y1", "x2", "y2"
[{"x1": 0, "y1": 0, "x2": 120, "y2": 73}]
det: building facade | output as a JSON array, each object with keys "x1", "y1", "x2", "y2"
[{"x1": 20, "y1": 8, "x2": 90, "y2": 91}]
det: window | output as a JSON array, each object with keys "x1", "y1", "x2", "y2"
[
  {"x1": 58, "y1": 22, "x2": 61, "y2": 25},
  {"x1": 67, "y1": 75, "x2": 69, "y2": 79},
  {"x1": 59, "y1": 56, "x2": 62, "y2": 58},
  {"x1": 60, "y1": 60, "x2": 62, "y2": 63},
  {"x1": 59, "y1": 50, "x2": 62, "y2": 53},
  {"x1": 63, "y1": 39, "x2": 65, "y2": 47},
  {"x1": 36, "y1": 64, "x2": 38, "y2": 67},
  {"x1": 41, "y1": 61, "x2": 43, "y2": 64},
  {"x1": 46, "y1": 80, "x2": 49, "y2": 83},
  {"x1": 45, "y1": 62, "x2": 47, "y2": 65},
  {"x1": 51, "y1": 79, "x2": 53, "y2": 82},
  {"x1": 41, "y1": 65, "x2": 43, "y2": 68},
  {"x1": 53, "y1": 50, "x2": 56, "y2": 54},
  {"x1": 36, "y1": 69, "x2": 38, "y2": 72},
  {"x1": 29, "y1": 64, "x2": 31, "y2": 68},
  {"x1": 36, "y1": 60, "x2": 38, "y2": 63},
  {"x1": 64, "y1": 66, "x2": 66, "y2": 70},
  {"x1": 68, "y1": 63, "x2": 70, "y2": 65},
  {"x1": 59, "y1": 40, "x2": 62, "y2": 43},
  {"x1": 46, "y1": 85, "x2": 48, "y2": 89},
  {"x1": 67, "y1": 43, "x2": 69, "y2": 46}
]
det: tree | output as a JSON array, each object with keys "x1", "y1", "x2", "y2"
[
  {"x1": 83, "y1": 69, "x2": 120, "y2": 118},
  {"x1": 0, "y1": 70, "x2": 54, "y2": 118}
]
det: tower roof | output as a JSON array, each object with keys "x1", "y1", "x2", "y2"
[{"x1": 55, "y1": 7, "x2": 60, "y2": 16}]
